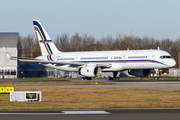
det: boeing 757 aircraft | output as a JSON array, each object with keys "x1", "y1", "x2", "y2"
[{"x1": 3, "y1": 20, "x2": 176, "y2": 80}]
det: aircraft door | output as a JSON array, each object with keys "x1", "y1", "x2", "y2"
[
  {"x1": 151, "y1": 53, "x2": 156, "y2": 62},
  {"x1": 123, "y1": 53, "x2": 127, "y2": 63}
]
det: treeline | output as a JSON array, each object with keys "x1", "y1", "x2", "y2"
[{"x1": 21, "y1": 33, "x2": 180, "y2": 68}]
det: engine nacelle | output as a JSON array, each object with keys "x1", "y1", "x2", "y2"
[
  {"x1": 78, "y1": 66, "x2": 101, "y2": 77},
  {"x1": 128, "y1": 69, "x2": 151, "y2": 77}
]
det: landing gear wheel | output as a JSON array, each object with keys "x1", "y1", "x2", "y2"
[
  {"x1": 82, "y1": 77, "x2": 92, "y2": 80},
  {"x1": 154, "y1": 77, "x2": 159, "y2": 80},
  {"x1": 112, "y1": 71, "x2": 119, "y2": 80}
]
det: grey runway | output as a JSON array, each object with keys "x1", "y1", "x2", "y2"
[
  {"x1": 0, "y1": 110, "x2": 110, "y2": 115},
  {"x1": 15, "y1": 80, "x2": 180, "y2": 90},
  {"x1": 0, "y1": 108, "x2": 180, "y2": 120}
]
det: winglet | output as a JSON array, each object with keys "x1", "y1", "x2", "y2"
[{"x1": 3, "y1": 47, "x2": 11, "y2": 59}]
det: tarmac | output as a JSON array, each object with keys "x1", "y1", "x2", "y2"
[
  {"x1": 0, "y1": 108, "x2": 180, "y2": 120},
  {"x1": 15, "y1": 79, "x2": 180, "y2": 90}
]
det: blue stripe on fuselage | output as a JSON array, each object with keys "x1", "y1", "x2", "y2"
[
  {"x1": 49, "y1": 55, "x2": 53, "y2": 61},
  {"x1": 61, "y1": 59, "x2": 167, "y2": 66}
]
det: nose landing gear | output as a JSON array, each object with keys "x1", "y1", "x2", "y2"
[{"x1": 154, "y1": 69, "x2": 160, "y2": 80}]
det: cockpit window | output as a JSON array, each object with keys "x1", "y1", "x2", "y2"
[{"x1": 160, "y1": 55, "x2": 173, "y2": 59}]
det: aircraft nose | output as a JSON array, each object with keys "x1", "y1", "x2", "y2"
[{"x1": 169, "y1": 59, "x2": 176, "y2": 67}]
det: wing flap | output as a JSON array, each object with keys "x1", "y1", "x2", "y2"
[
  {"x1": 19, "y1": 59, "x2": 85, "y2": 66},
  {"x1": 19, "y1": 60, "x2": 111, "y2": 68}
]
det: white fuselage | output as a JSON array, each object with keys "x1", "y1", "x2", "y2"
[{"x1": 36, "y1": 49, "x2": 176, "y2": 72}]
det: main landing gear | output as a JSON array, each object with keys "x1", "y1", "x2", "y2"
[
  {"x1": 81, "y1": 77, "x2": 92, "y2": 80},
  {"x1": 109, "y1": 72, "x2": 119, "y2": 80}
]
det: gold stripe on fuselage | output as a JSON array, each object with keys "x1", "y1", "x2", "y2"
[
  {"x1": 47, "y1": 55, "x2": 50, "y2": 61},
  {"x1": 86, "y1": 61, "x2": 162, "y2": 65}
]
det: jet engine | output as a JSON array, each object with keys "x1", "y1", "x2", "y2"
[
  {"x1": 78, "y1": 65, "x2": 101, "y2": 77},
  {"x1": 128, "y1": 69, "x2": 151, "y2": 77}
]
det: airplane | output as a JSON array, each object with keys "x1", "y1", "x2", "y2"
[{"x1": 3, "y1": 20, "x2": 176, "y2": 80}]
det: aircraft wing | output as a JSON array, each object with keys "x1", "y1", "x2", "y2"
[
  {"x1": 19, "y1": 59, "x2": 85, "y2": 66},
  {"x1": 3, "y1": 47, "x2": 111, "y2": 68},
  {"x1": 19, "y1": 59, "x2": 111, "y2": 68}
]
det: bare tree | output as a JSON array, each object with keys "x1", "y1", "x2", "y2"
[
  {"x1": 21, "y1": 34, "x2": 35, "y2": 58},
  {"x1": 70, "y1": 33, "x2": 82, "y2": 51},
  {"x1": 82, "y1": 34, "x2": 95, "y2": 51},
  {"x1": 55, "y1": 33, "x2": 70, "y2": 52},
  {"x1": 100, "y1": 35, "x2": 113, "y2": 50}
]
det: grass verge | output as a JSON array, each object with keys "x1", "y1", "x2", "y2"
[
  {"x1": 0, "y1": 88, "x2": 180, "y2": 110},
  {"x1": 0, "y1": 81, "x2": 113, "y2": 86}
]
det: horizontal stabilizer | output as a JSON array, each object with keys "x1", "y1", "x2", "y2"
[{"x1": 3, "y1": 47, "x2": 39, "y2": 60}]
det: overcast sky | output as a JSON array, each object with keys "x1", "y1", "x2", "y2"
[{"x1": 1, "y1": 0, "x2": 180, "y2": 41}]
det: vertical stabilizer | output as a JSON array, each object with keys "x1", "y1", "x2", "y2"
[{"x1": 33, "y1": 20, "x2": 60, "y2": 56}]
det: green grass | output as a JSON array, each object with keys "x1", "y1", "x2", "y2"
[
  {"x1": 0, "y1": 88, "x2": 180, "y2": 110},
  {"x1": 0, "y1": 77, "x2": 83, "y2": 81},
  {"x1": 0, "y1": 81, "x2": 113, "y2": 86}
]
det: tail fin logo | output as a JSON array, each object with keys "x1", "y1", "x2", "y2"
[{"x1": 33, "y1": 20, "x2": 53, "y2": 55}]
